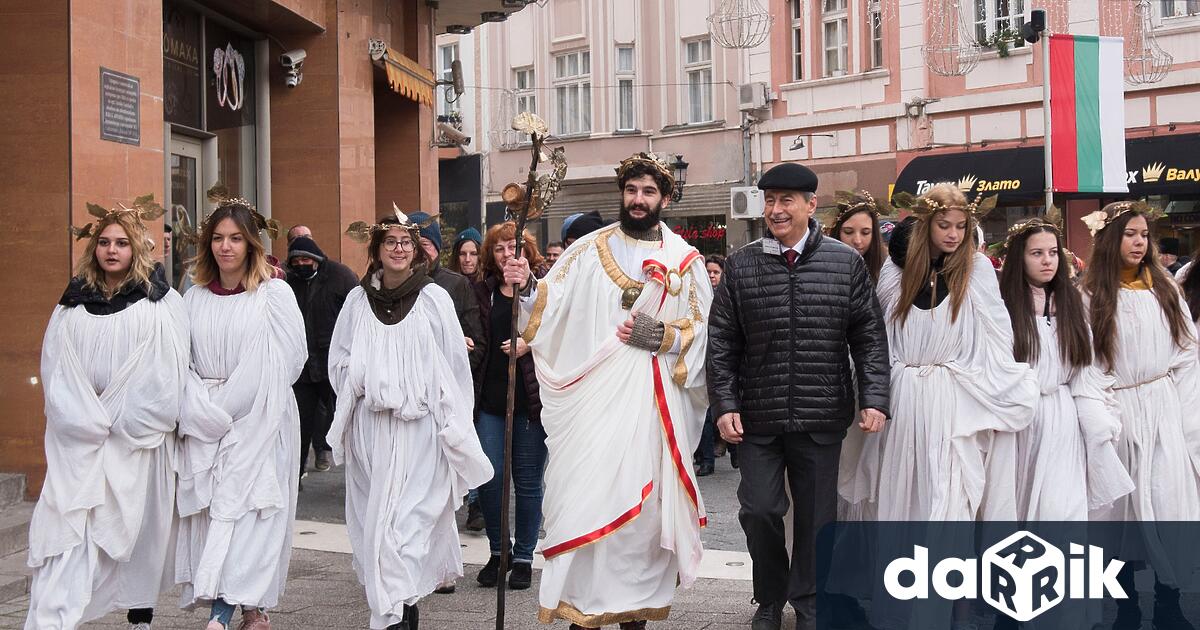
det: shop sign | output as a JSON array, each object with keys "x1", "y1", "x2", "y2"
[
  {"x1": 670, "y1": 214, "x2": 728, "y2": 255},
  {"x1": 100, "y1": 68, "x2": 140, "y2": 145}
]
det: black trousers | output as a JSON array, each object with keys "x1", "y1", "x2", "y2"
[
  {"x1": 294, "y1": 379, "x2": 335, "y2": 474},
  {"x1": 737, "y1": 432, "x2": 841, "y2": 611}
]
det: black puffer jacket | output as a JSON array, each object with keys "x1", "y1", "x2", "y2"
[
  {"x1": 707, "y1": 218, "x2": 890, "y2": 437},
  {"x1": 287, "y1": 259, "x2": 359, "y2": 383}
]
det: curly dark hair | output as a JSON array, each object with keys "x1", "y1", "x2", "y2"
[{"x1": 618, "y1": 162, "x2": 674, "y2": 198}]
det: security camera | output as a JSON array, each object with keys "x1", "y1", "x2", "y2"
[
  {"x1": 280, "y1": 49, "x2": 306, "y2": 88},
  {"x1": 437, "y1": 122, "x2": 471, "y2": 146}
]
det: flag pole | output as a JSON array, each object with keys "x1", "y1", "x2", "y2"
[{"x1": 1042, "y1": 33, "x2": 1054, "y2": 214}]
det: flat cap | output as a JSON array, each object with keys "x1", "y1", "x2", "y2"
[{"x1": 758, "y1": 162, "x2": 818, "y2": 193}]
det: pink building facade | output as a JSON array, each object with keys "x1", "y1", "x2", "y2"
[
  {"x1": 472, "y1": 0, "x2": 773, "y2": 253},
  {"x1": 761, "y1": 0, "x2": 1200, "y2": 257}
]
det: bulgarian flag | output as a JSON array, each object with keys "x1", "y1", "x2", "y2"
[{"x1": 1048, "y1": 34, "x2": 1128, "y2": 193}]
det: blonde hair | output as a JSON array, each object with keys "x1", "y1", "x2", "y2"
[
  {"x1": 892, "y1": 183, "x2": 976, "y2": 325},
  {"x1": 190, "y1": 203, "x2": 275, "y2": 291},
  {"x1": 73, "y1": 212, "x2": 158, "y2": 297}
]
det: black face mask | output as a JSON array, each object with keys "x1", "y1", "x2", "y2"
[{"x1": 292, "y1": 264, "x2": 317, "y2": 279}]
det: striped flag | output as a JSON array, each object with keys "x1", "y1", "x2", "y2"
[{"x1": 1049, "y1": 34, "x2": 1128, "y2": 194}]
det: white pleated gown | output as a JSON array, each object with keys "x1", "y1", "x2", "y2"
[
  {"x1": 1014, "y1": 317, "x2": 1133, "y2": 521},
  {"x1": 26, "y1": 293, "x2": 188, "y2": 630},
  {"x1": 326, "y1": 283, "x2": 493, "y2": 630},
  {"x1": 175, "y1": 279, "x2": 307, "y2": 610},
  {"x1": 875, "y1": 253, "x2": 1039, "y2": 523},
  {"x1": 1089, "y1": 288, "x2": 1200, "y2": 587}
]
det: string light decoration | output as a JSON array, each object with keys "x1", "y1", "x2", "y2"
[
  {"x1": 708, "y1": 0, "x2": 775, "y2": 49},
  {"x1": 1029, "y1": 0, "x2": 1070, "y2": 33},
  {"x1": 921, "y1": 0, "x2": 981, "y2": 76},
  {"x1": 1106, "y1": 0, "x2": 1173, "y2": 84}
]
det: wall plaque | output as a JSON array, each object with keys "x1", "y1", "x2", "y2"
[{"x1": 100, "y1": 67, "x2": 140, "y2": 145}]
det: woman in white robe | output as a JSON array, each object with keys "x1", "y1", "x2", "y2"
[
  {"x1": 26, "y1": 208, "x2": 187, "y2": 630},
  {"x1": 175, "y1": 201, "x2": 306, "y2": 630},
  {"x1": 998, "y1": 219, "x2": 1133, "y2": 522},
  {"x1": 874, "y1": 184, "x2": 1038, "y2": 524},
  {"x1": 1080, "y1": 203, "x2": 1200, "y2": 630},
  {"x1": 870, "y1": 184, "x2": 1037, "y2": 630},
  {"x1": 326, "y1": 215, "x2": 491, "y2": 630}
]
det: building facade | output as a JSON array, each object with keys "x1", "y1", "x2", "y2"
[
  {"x1": 467, "y1": 0, "x2": 772, "y2": 254},
  {"x1": 760, "y1": 0, "x2": 1200, "y2": 256},
  {"x1": 0, "y1": 0, "x2": 529, "y2": 493}
]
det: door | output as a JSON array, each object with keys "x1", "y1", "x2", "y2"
[{"x1": 169, "y1": 135, "x2": 203, "y2": 288}]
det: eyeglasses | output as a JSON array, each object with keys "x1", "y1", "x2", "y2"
[{"x1": 382, "y1": 238, "x2": 416, "y2": 252}]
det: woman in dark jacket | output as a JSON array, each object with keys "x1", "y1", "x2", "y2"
[{"x1": 470, "y1": 222, "x2": 547, "y2": 592}]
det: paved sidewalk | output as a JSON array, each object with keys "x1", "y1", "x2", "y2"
[{"x1": 0, "y1": 547, "x2": 771, "y2": 629}]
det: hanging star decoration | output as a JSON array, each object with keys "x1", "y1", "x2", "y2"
[
  {"x1": 1080, "y1": 200, "x2": 1164, "y2": 238},
  {"x1": 891, "y1": 190, "x2": 998, "y2": 220},
  {"x1": 70, "y1": 194, "x2": 166, "y2": 241},
  {"x1": 345, "y1": 202, "x2": 437, "y2": 243}
]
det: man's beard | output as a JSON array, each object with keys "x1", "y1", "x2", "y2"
[{"x1": 619, "y1": 201, "x2": 664, "y2": 233}]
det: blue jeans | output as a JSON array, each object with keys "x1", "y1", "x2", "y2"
[{"x1": 476, "y1": 410, "x2": 548, "y2": 562}]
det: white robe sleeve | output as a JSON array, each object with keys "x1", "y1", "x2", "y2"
[
  {"x1": 1170, "y1": 296, "x2": 1200, "y2": 475},
  {"x1": 1070, "y1": 357, "x2": 1135, "y2": 510},
  {"x1": 427, "y1": 287, "x2": 494, "y2": 498}
]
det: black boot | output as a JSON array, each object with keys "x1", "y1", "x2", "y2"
[
  {"x1": 751, "y1": 600, "x2": 784, "y2": 630},
  {"x1": 1113, "y1": 564, "x2": 1142, "y2": 630},
  {"x1": 1153, "y1": 578, "x2": 1194, "y2": 630},
  {"x1": 619, "y1": 622, "x2": 647, "y2": 630},
  {"x1": 476, "y1": 554, "x2": 509, "y2": 587},
  {"x1": 465, "y1": 499, "x2": 485, "y2": 531}
]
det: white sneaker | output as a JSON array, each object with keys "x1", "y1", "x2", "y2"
[{"x1": 130, "y1": 624, "x2": 152, "y2": 630}]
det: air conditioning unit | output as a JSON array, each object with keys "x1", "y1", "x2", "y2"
[
  {"x1": 730, "y1": 186, "x2": 764, "y2": 219},
  {"x1": 738, "y1": 82, "x2": 769, "y2": 112}
]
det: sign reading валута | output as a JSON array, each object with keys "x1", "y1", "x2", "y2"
[{"x1": 100, "y1": 67, "x2": 140, "y2": 146}]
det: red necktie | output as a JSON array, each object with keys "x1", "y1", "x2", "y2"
[{"x1": 785, "y1": 249, "x2": 799, "y2": 267}]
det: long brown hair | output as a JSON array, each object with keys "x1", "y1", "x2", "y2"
[
  {"x1": 1082, "y1": 207, "x2": 1193, "y2": 370},
  {"x1": 832, "y1": 208, "x2": 884, "y2": 284},
  {"x1": 190, "y1": 203, "x2": 275, "y2": 291},
  {"x1": 999, "y1": 224, "x2": 1093, "y2": 368},
  {"x1": 892, "y1": 184, "x2": 976, "y2": 325},
  {"x1": 481, "y1": 222, "x2": 544, "y2": 280},
  {"x1": 74, "y1": 212, "x2": 158, "y2": 297}
]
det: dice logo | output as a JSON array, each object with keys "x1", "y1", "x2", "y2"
[{"x1": 982, "y1": 531, "x2": 1065, "y2": 621}]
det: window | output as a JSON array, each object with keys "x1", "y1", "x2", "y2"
[
  {"x1": 1160, "y1": 0, "x2": 1200, "y2": 18},
  {"x1": 616, "y1": 46, "x2": 636, "y2": 130},
  {"x1": 554, "y1": 50, "x2": 591, "y2": 135},
  {"x1": 684, "y1": 38, "x2": 713, "y2": 123},
  {"x1": 822, "y1": 0, "x2": 848, "y2": 77},
  {"x1": 791, "y1": 0, "x2": 804, "y2": 81},
  {"x1": 973, "y1": 0, "x2": 1026, "y2": 50},
  {"x1": 868, "y1": 0, "x2": 883, "y2": 69},
  {"x1": 437, "y1": 43, "x2": 459, "y2": 117},
  {"x1": 514, "y1": 68, "x2": 536, "y2": 115}
]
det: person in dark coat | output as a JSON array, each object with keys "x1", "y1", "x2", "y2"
[
  {"x1": 469, "y1": 221, "x2": 547, "y2": 592},
  {"x1": 286, "y1": 235, "x2": 359, "y2": 477},
  {"x1": 707, "y1": 163, "x2": 891, "y2": 630},
  {"x1": 408, "y1": 212, "x2": 484, "y2": 371}
]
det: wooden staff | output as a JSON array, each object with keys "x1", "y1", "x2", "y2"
[{"x1": 496, "y1": 131, "x2": 544, "y2": 629}]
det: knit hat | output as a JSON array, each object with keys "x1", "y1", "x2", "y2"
[
  {"x1": 1159, "y1": 237, "x2": 1181, "y2": 256},
  {"x1": 561, "y1": 213, "x2": 584, "y2": 242},
  {"x1": 456, "y1": 227, "x2": 483, "y2": 246},
  {"x1": 407, "y1": 211, "x2": 442, "y2": 251},
  {"x1": 564, "y1": 210, "x2": 606, "y2": 242},
  {"x1": 287, "y1": 236, "x2": 326, "y2": 263}
]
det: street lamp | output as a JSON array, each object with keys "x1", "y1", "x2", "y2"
[{"x1": 671, "y1": 154, "x2": 689, "y2": 202}]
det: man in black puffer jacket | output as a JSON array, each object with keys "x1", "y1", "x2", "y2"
[{"x1": 707, "y1": 163, "x2": 890, "y2": 630}]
